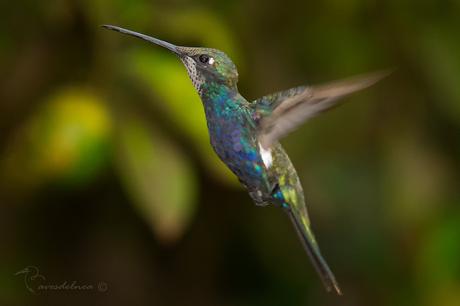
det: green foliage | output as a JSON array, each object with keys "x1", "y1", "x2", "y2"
[
  {"x1": 115, "y1": 113, "x2": 198, "y2": 243},
  {"x1": 0, "y1": 88, "x2": 112, "y2": 191}
]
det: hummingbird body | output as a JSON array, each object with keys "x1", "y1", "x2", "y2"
[
  {"x1": 104, "y1": 25, "x2": 389, "y2": 295},
  {"x1": 200, "y1": 82, "x2": 295, "y2": 204},
  {"x1": 200, "y1": 81, "x2": 335, "y2": 288},
  {"x1": 200, "y1": 82, "x2": 272, "y2": 199},
  {"x1": 200, "y1": 80, "x2": 300, "y2": 209}
]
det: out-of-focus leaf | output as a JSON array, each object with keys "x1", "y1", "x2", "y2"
[
  {"x1": 0, "y1": 87, "x2": 112, "y2": 191},
  {"x1": 127, "y1": 47, "x2": 239, "y2": 186},
  {"x1": 115, "y1": 113, "x2": 198, "y2": 243}
]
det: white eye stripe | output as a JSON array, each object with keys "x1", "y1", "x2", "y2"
[{"x1": 208, "y1": 57, "x2": 215, "y2": 65}]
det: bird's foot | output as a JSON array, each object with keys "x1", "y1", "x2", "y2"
[{"x1": 249, "y1": 190, "x2": 271, "y2": 207}]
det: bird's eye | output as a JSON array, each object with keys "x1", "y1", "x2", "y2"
[{"x1": 198, "y1": 54, "x2": 210, "y2": 64}]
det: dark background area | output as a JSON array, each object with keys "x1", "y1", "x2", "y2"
[{"x1": 1, "y1": 1, "x2": 459, "y2": 305}]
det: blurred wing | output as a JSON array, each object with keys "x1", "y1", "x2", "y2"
[
  {"x1": 254, "y1": 70, "x2": 390, "y2": 148},
  {"x1": 286, "y1": 203, "x2": 342, "y2": 295}
]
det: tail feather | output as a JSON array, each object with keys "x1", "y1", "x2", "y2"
[{"x1": 286, "y1": 209, "x2": 342, "y2": 295}]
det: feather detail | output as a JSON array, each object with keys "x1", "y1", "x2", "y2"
[{"x1": 255, "y1": 70, "x2": 391, "y2": 148}]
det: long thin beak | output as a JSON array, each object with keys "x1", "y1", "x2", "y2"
[{"x1": 102, "y1": 25, "x2": 181, "y2": 55}]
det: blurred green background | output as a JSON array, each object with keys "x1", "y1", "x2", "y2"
[{"x1": 1, "y1": 1, "x2": 459, "y2": 305}]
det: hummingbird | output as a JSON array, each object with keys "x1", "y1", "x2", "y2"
[{"x1": 103, "y1": 24, "x2": 389, "y2": 295}]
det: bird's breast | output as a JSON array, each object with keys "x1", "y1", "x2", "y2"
[{"x1": 207, "y1": 116, "x2": 269, "y2": 187}]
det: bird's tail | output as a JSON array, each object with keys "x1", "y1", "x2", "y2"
[{"x1": 286, "y1": 208, "x2": 342, "y2": 295}]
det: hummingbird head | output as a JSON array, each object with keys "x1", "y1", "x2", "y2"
[
  {"x1": 176, "y1": 47, "x2": 239, "y2": 93},
  {"x1": 103, "y1": 25, "x2": 239, "y2": 95}
]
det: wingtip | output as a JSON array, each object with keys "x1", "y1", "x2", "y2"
[
  {"x1": 323, "y1": 273, "x2": 342, "y2": 296},
  {"x1": 331, "y1": 282, "x2": 343, "y2": 296},
  {"x1": 366, "y1": 68, "x2": 396, "y2": 85}
]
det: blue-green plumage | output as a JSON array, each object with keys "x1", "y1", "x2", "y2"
[
  {"x1": 200, "y1": 82, "x2": 271, "y2": 196},
  {"x1": 190, "y1": 77, "x2": 342, "y2": 293},
  {"x1": 104, "y1": 24, "x2": 389, "y2": 295}
]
